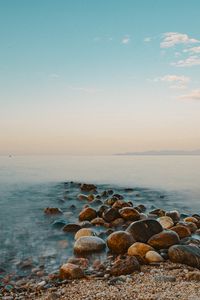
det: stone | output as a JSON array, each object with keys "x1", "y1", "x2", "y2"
[
  {"x1": 67, "y1": 257, "x2": 89, "y2": 269},
  {"x1": 184, "y1": 217, "x2": 199, "y2": 224},
  {"x1": 102, "y1": 208, "x2": 120, "y2": 223},
  {"x1": 74, "y1": 236, "x2": 106, "y2": 254},
  {"x1": 126, "y1": 219, "x2": 163, "y2": 243},
  {"x1": 98, "y1": 205, "x2": 109, "y2": 217},
  {"x1": 44, "y1": 207, "x2": 62, "y2": 215},
  {"x1": 91, "y1": 217, "x2": 107, "y2": 226},
  {"x1": 168, "y1": 245, "x2": 200, "y2": 269},
  {"x1": 110, "y1": 256, "x2": 140, "y2": 276},
  {"x1": 158, "y1": 216, "x2": 174, "y2": 229},
  {"x1": 74, "y1": 228, "x2": 95, "y2": 240},
  {"x1": 59, "y1": 263, "x2": 84, "y2": 279},
  {"x1": 145, "y1": 250, "x2": 164, "y2": 263},
  {"x1": 148, "y1": 230, "x2": 180, "y2": 249},
  {"x1": 165, "y1": 210, "x2": 180, "y2": 223},
  {"x1": 170, "y1": 225, "x2": 191, "y2": 239},
  {"x1": 119, "y1": 207, "x2": 140, "y2": 221},
  {"x1": 77, "y1": 194, "x2": 88, "y2": 201},
  {"x1": 154, "y1": 275, "x2": 176, "y2": 282},
  {"x1": 80, "y1": 183, "x2": 97, "y2": 192},
  {"x1": 107, "y1": 231, "x2": 134, "y2": 254},
  {"x1": 149, "y1": 209, "x2": 165, "y2": 217},
  {"x1": 112, "y1": 200, "x2": 131, "y2": 209},
  {"x1": 128, "y1": 242, "x2": 153, "y2": 257},
  {"x1": 111, "y1": 218, "x2": 125, "y2": 227},
  {"x1": 79, "y1": 207, "x2": 97, "y2": 221},
  {"x1": 63, "y1": 223, "x2": 81, "y2": 233},
  {"x1": 178, "y1": 221, "x2": 198, "y2": 233}
]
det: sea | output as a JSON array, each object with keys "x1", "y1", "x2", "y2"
[{"x1": 0, "y1": 155, "x2": 199, "y2": 275}]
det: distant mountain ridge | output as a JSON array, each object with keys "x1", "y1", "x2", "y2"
[{"x1": 115, "y1": 150, "x2": 200, "y2": 156}]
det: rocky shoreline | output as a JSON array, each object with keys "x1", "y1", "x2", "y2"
[{"x1": 1, "y1": 182, "x2": 200, "y2": 300}]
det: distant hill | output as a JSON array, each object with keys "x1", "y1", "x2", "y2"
[{"x1": 114, "y1": 150, "x2": 200, "y2": 156}]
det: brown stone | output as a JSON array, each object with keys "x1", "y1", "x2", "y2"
[
  {"x1": 148, "y1": 230, "x2": 180, "y2": 249},
  {"x1": 102, "y1": 208, "x2": 120, "y2": 223},
  {"x1": 74, "y1": 236, "x2": 106, "y2": 254},
  {"x1": 168, "y1": 245, "x2": 200, "y2": 269},
  {"x1": 128, "y1": 242, "x2": 153, "y2": 257},
  {"x1": 107, "y1": 231, "x2": 134, "y2": 254},
  {"x1": 79, "y1": 207, "x2": 97, "y2": 221},
  {"x1": 63, "y1": 223, "x2": 81, "y2": 233},
  {"x1": 44, "y1": 207, "x2": 62, "y2": 215},
  {"x1": 171, "y1": 225, "x2": 191, "y2": 239},
  {"x1": 119, "y1": 207, "x2": 140, "y2": 221},
  {"x1": 110, "y1": 256, "x2": 140, "y2": 276},
  {"x1": 59, "y1": 263, "x2": 84, "y2": 279},
  {"x1": 80, "y1": 183, "x2": 97, "y2": 192}
]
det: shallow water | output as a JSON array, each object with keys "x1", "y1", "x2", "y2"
[{"x1": 0, "y1": 155, "x2": 199, "y2": 275}]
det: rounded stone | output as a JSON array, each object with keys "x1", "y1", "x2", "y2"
[
  {"x1": 170, "y1": 225, "x2": 191, "y2": 239},
  {"x1": 184, "y1": 217, "x2": 199, "y2": 224},
  {"x1": 148, "y1": 230, "x2": 180, "y2": 249},
  {"x1": 63, "y1": 223, "x2": 81, "y2": 233},
  {"x1": 74, "y1": 236, "x2": 106, "y2": 254},
  {"x1": 168, "y1": 245, "x2": 200, "y2": 268},
  {"x1": 145, "y1": 250, "x2": 164, "y2": 263},
  {"x1": 126, "y1": 219, "x2": 163, "y2": 243},
  {"x1": 60, "y1": 263, "x2": 84, "y2": 279},
  {"x1": 158, "y1": 216, "x2": 174, "y2": 229},
  {"x1": 128, "y1": 242, "x2": 153, "y2": 257},
  {"x1": 107, "y1": 231, "x2": 134, "y2": 254},
  {"x1": 110, "y1": 256, "x2": 140, "y2": 276},
  {"x1": 102, "y1": 208, "x2": 120, "y2": 223},
  {"x1": 119, "y1": 207, "x2": 140, "y2": 221},
  {"x1": 165, "y1": 210, "x2": 180, "y2": 223},
  {"x1": 79, "y1": 207, "x2": 97, "y2": 221},
  {"x1": 74, "y1": 228, "x2": 95, "y2": 240}
]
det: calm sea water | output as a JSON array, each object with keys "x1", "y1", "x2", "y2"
[{"x1": 0, "y1": 155, "x2": 200, "y2": 274}]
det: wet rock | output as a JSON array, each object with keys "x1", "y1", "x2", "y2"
[
  {"x1": 111, "y1": 217, "x2": 125, "y2": 228},
  {"x1": 184, "y1": 217, "x2": 199, "y2": 224},
  {"x1": 168, "y1": 245, "x2": 200, "y2": 269},
  {"x1": 79, "y1": 207, "x2": 97, "y2": 221},
  {"x1": 149, "y1": 209, "x2": 165, "y2": 217},
  {"x1": 126, "y1": 219, "x2": 163, "y2": 243},
  {"x1": 77, "y1": 194, "x2": 88, "y2": 201},
  {"x1": 74, "y1": 236, "x2": 106, "y2": 254},
  {"x1": 110, "y1": 256, "x2": 140, "y2": 276},
  {"x1": 80, "y1": 220, "x2": 93, "y2": 228},
  {"x1": 145, "y1": 250, "x2": 164, "y2": 263},
  {"x1": 74, "y1": 228, "x2": 95, "y2": 240},
  {"x1": 112, "y1": 194, "x2": 124, "y2": 200},
  {"x1": 178, "y1": 221, "x2": 198, "y2": 233},
  {"x1": 148, "y1": 230, "x2": 180, "y2": 249},
  {"x1": 170, "y1": 225, "x2": 191, "y2": 239},
  {"x1": 137, "y1": 204, "x2": 146, "y2": 212},
  {"x1": 60, "y1": 263, "x2": 84, "y2": 279},
  {"x1": 91, "y1": 217, "x2": 107, "y2": 226},
  {"x1": 52, "y1": 219, "x2": 67, "y2": 228},
  {"x1": 98, "y1": 205, "x2": 109, "y2": 217},
  {"x1": 102, "y1": 208, "x2": 120, "y2": 223},
  {"x1": 165, "y1": 210, "x2": 180, "y2": 223},
  {"x1": 44, "y1": 207, "x2": 62, "y2": 215},
  {"x1": 63, "y1": 223, "x2": 81, "y2": 233},
  {"x1": 128, "y1": 242, "x2": 153, "y2": 257},
  {"x1": 67, "y1": 257, "x2": 89, "y2": 269},
  {"x1": 112, "y1": 200, "x2": 131, "y2": 209},
  {"x1": 80, "y1": 183, "x2": 97, "y2": 192},
  {"x1": 107, "y1": 231, "x2": 134, "y2": 254},
  {"x1": 158, "y1": 216, "x2": 174, "y2": 229},
  {"x1": 119, "y1": 207, "x2": 140, "y2": 221}
]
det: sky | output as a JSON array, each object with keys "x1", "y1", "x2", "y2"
[{"x1": 0, "y1": 0, "x2": 200, "y2": 155}]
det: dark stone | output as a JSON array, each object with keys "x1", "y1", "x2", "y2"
[
  {"x1": 80, "y1": 183, "x2": 97, "y2": 192},
  {"x1": 63, "y1": 223, "x2": 81, "y2": 233},
  {"x1": 168, "y1": 245, "x2": 200, "y2": 269},
  {"x1": 148, "y1": 230, "x2": 180, "y2": 249},
  {"x1": 103, "y1": 208, "x2": 120, "y2": 223},
  {"x1": 126, "y1": 219, "x2": 163, "y2": 243},
  {"x1": 110, "y1": 256, "x2": 140, "y2": 276}
]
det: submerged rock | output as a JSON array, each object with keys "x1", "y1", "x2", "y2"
[
  {"x1": 110, "y1": 256, "x2": 140, "y2": 276},
  {"x1": 74, "y1": 236, "x2": 106, "y2": 254},
  {"x1": 44, "y1": 207, "x2": 62, "y2": 215},
  {"x1": 80, "y1": 183, "x2": 97, "y2": 192},
  {"x1": 63, "y1": 223, "x2": 81, "y2": 233},
  {"x1": 107, "y1": 231, "x2": 134, "y2": 254},
  {"x1": 148, "y1": 230, "x2": 180, "y2": 249},
  {"x1": 168, "y1": 245, "x2": 200, "y2": 269},
  {"x1": 126, "y1": 219, "x2": 163, "y2": 243}
]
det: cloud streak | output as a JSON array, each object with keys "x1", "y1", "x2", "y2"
[
  {"x1": 178, "y1": 89, "x2": 200, "y2": 101},
  {"x1": 154, "y1": 74, "x2": 190, "y2": 89},
  {"x1": 160, "y1": 32, "x2": 199, "y2": 48},
  {"x1": 172, "y1": 55, "x2": 200, "y2": 67},
  {"x1": 121, "y1": 35, "x2": 131, "y2": 44}
]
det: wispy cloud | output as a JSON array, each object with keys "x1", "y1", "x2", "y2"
[
  {"x1": 121, "y1": 35, "x2": 131, "y2": 44},
  {"x1": 178, "y1": 89, "x2": 200, "y2": 101},
  {"x1": 68, "y1": 86, "x2": 103, "y2": 94},
  {"x1": 183, "y1": 46, "x2": 200, "y2": 54},
  {"x1": 160, "y1": 32, "x2": 199, "y2": 48},
  {"x1": 172, "y1": 55, "x2": 200, "y2": 67},
  {"x1": 154, "y1": 74, "x2": 190, "y2": 89},
  {"x1": 48, "y1": 73, "x2": 59, "y2": 79}
]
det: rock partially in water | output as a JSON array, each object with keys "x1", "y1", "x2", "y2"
[
  {"x1": 148, "y1": 230, "x2": 180, "y2": 249},
  {"x1": 178, "y1": 221, "x2": 198, "y2": 233},
  {"x1": 145, "y1": 250, "x2": 164, "y2": 263},
  {"x1": 79, "y1": 207, "x2": 97, "y2": 221},
  {"x1": 128, "y1": 242, "x2": 153, "y2": 257},
  {"x1": 60, "y1": 263, "x2": 84, "y2": 279},
  {"x1": 165, "y1": 210, "x2": 180, "y2": 223},
  {"x1": 91, "y1": 217, "x2": 107, "y2": 227},
  {"x1": 149, "y1": 209, "x2": 165, "y2": 217},
  {"x1": 126, "y1": 219, "x2": 163, "y2": 243},
  {"x1": 74, "y1": 236, "x2": 106, "y2": 254},
  {"x1": 67, "y1": 257, "x2": 89, "y2": 269},
  {"x1": 158, "y1": 216, "x2": 174, "y2": 229},
  {"x1": 52, "y1": 219, "x2": 67, "y2": 228},
  {"x1": 110, "y1": 256, "x2": 140, "y2": 276},
  {"x1": 63, "y1": 223, "x2": 81, "y2": 233},
  {"x1": 75, "y1": 228, "x2": 95, "y2": 240},
  {"x1": 112, "y1": 200, "x2": 131, "y2": 209},
  {"x1": 102, "y1": 208, "x2": 120, "y2": 223},
  {"x1": 80, "y1": 183, "x2": 97, "y2": 192},
  {"x1": 119, "y1": 207, "x2": 140, "y2": 221},
  {"x1": 170, "y1": 225, "x2": 191, "y2": 239},
  {"x1": 107, "y1": 231, "x2": 134, "y2": 254},
  {"x1": 44, "y1": 207, "x2": 62, "y2": 215},
  {"x1": 168, "y1": 245, "x2": 200, "y2": 269}
]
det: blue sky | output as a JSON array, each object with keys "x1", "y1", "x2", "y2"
[{"x1": 0, "y1": 0, "x2": 200, "y2": 154}]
